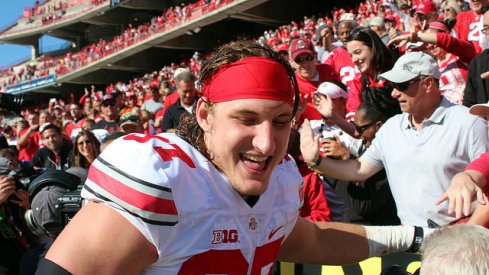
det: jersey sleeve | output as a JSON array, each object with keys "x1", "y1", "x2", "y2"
[
  {"x1": 466, "y1": 152, "x2": 489, "y2": 194},
  {"x1": 345, "y1": 77, "x2": 362, "y2": 121},
  {"x1": 300, "y1": 172, "x2": 331, "y2": 222},
  {"x1": 82, "y1": 133, "x2": 198, "y2": 226},
  {"x1": 436, "y1": 32, "x2": 476, "y2": 64}
]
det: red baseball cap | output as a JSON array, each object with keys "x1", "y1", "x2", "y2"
[
  {"x1": 384, "y1": 15, "x2": 396, "y2": 24},
  {"x1": 415, "y1": 0, "x2": 437, "y2": 15},
  {"x1": 289, "y1": 38, "x2": 315, "y2": 61},
  {"x1": 275, "y1": 43, "x2": 289, "y2": 53},
  {"x1": 101, "y1": 94, "x2": 115, "y2": 105}
]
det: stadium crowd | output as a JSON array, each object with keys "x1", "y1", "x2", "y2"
[
  {"x1": 1, "y1": 0, "x2": 107, "y2": 33},
  {"x1": 2, "y1": 0, "x2": 489, "y2": 274},
  {"x1": 0, "y1": 0, "x2": 229, "y2": 88}
]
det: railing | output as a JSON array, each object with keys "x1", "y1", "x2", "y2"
[
  {"x1": 0, "y1": 0, "x2": 108, "y2": 35},
  {"x1": 0, "y1": 0, "x2": 51, "y2": 32}
]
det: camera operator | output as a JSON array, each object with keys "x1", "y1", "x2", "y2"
[
  {"x1": 0, "y1": 157, "x2": 33, "y2": 275},
  {"x1": 19, "y1": 168, "x2": 85, "y2": 274}
]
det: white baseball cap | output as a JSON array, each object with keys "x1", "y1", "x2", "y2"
[
  {"x1": 340, "y1": 13, "x2": 355, "y2": 21},
  {"x1": 369, "y1": 17, "x2": 385, "y2": 27},
  {"x1": 317, "y1": 81, "x2": 348, "y2": 99},
  {"x1": 379, "y1": 52, "x2": 441, "y2": 83}
]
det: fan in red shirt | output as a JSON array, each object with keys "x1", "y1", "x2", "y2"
[
  {"x1": 324, "y1": 19, "x2": 362, "y2": 119},
  {"x1": 17, "y1": 112, "x2": 42, "y2": 162},
  {"x1": 454, "y1": 0, "x2": 488, "y2": 53},
  {"x1": 288, "y1": 38, "x2": 339, "y2": 125},
  {"x1": 344, "y1": 28, "x2": 394, "y2": 122}
]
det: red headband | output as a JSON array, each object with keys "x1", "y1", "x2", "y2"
[
  {"x1": 429, "y1": 22, "x2": 449, "y2": 33},
  {"x1": 202, "y1": 57, "x2": 294, "y2": 106}
]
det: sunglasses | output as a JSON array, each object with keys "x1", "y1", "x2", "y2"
[
  {"x1": 443, "y1": 8, "x2": 453, "y2": 12},
  {"x1": 77, "y1": 140, "x2": 93, "y2": 146},
  {"x1": 354, "y1": 121, "x2": 376, "y2": 134},
  {"x1": 294, "y1": 55, "x2": 315, "y2": 63},
  {"x1": 346, "y1": 27, "x2": 368, "y2": 42},
  {"x1": 102, "y1": 102, "x2": 115, "y2": 107},
  {"x1": 392, "y1": 77, "x2": 423, "y2": 92}
]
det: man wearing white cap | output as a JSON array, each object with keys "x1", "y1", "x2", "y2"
[
  {"x1": 307, "y1": 80, "x2": 361, "y2": 221},
  {"x1": 301, "y1": 52, "x2": 489, "y2": 227},
  {"x1": 317, "y1": 81, "x2": 348, "y2": 115}
]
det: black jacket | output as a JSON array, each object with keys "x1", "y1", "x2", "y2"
[
  {"x1": 161, "y1": 100, "x2": 195, "y2": 132},
  {"x1": 464, "y1": 49, "x2": 489, "y2": 107},
  {"x1": 32, "y1": 141, "x2": 72, "y2": 170},
  {"x1": 324, "y1": 169, "x2": 400, "y2": 226}
]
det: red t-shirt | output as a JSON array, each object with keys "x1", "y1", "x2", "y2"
[
  {"x1": 345, "y1": 75, "x2": 387, "y2": 121},
  {"x1": 324, "y1": 47, "x2": 362, "y2": 121},
  {"x1": 164, "y1": 92, "x2": 180, "y2": 109},
  {"x1": 296, "y1": 63, "x2": 339, "y2": 124},
  {"x1": 324, "y1": 46, "x2": 362, "y2": 91},
  {"x1": 454, "y1": 10, "x2": 483, "y2": 54},
  {"x1": 298, "y1": 164, "x2": 331, "y2": 222},
  {"x1": 18, "y1": 130, "x2": 42, "y2": 161}
]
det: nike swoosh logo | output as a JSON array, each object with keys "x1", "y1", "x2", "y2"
[{"x1": 268, "y1": 225, "x2": 284, "y2": 240}]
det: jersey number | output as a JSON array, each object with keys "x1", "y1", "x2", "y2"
[
  {"x1": 339, "y1": 66, "x2": 357, "y2": 84},
  {"x1": 178, "y1": 237, "x2": 284, "y2": 275},
  {"x1": 468, "y1": 21, "x2": 481, "y2": 41},
  {"x1": 123, "y1": 134, "x2": 196, "y2": 168}
]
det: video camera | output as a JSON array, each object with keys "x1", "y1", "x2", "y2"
[
  {"x1": 8, "y1": 166, "x2": 46, "y2": 191},
  {"x1": 58, "y1": 185, "x2": 84, "y2": 226},
  {"x1": 24, "y1": 168, "x2": 87, "y2": 239}
]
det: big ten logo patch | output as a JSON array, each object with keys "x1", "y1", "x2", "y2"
[{"x1": 212, "y1": 229, "x2": 239, "y2": 244}]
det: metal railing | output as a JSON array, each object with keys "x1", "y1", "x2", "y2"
[{"x1": 0, "y1": 0, "x2": 108, "y2": 35}]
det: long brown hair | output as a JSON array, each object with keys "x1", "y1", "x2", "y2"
[{"x1": 72, "y1": 130, "x2": 101, "y2": 169}]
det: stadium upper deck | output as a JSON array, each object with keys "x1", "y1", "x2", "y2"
[{"x1": 0, "y1": 0, "x2": 354, "y2": 101}]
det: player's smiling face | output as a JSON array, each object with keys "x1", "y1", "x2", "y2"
[{"x1": 196, "y1": 98, "x2": 293, "y2": 196}]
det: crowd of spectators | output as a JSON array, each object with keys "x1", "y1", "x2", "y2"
[
  {"x1": 3, "y1": 0, "x2": 489, "y2": 273},
  {"x1": 4, "y1": 0, "x2": 108, "y2": 31},
  {"x1": 0, "y1": 0, "x2": 231, "y2": 90}
]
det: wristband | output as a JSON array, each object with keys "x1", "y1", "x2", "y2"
[
  {"x1": 364, "y1": 226, "x2": 414, "y2": 257},
  {"x1": 407, "y1": 226, "x2": 423, "y2": 253},
  {"x1": 307, "y1": 155, "x2": 322, "y2": 168}
]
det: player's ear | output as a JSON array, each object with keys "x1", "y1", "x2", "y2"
[{"x1": 196, "y1": 98, "x2": 212, "y2": 132}]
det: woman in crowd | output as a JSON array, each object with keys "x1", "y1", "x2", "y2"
[
  {"x1": 71, "y1": 130, "x2": 100, "y2": 169},
  {"x1": 324, "y1": 27, "x2": 395, "y2": 138},
  {"x1": 344, "y1": 27, "x2": 395, "y2": 122}
]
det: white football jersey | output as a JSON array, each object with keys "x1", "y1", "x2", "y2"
[{"x1": 82, "y1": 133, "x2": 303, "y2": 274}]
